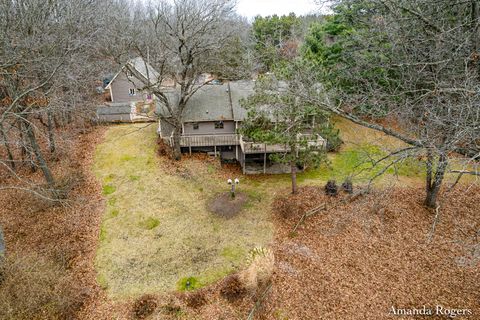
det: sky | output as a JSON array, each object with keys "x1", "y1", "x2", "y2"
[{"x1": 236, "y1": 0, "x2": 330, "y2": 19}]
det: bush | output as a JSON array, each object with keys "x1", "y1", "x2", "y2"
[
  {"x1": 132, "y1": 294, "x2": 157, "y2": 319},
  {"x1": 341, "y1": 179, "x2": 353, "y2": 194},
  {"x1": 325, "y1": 180, "x2": 338, "y2": 196},
  {"x1": 240, "y1": 247, "x2": 275, "y2": 294},
  {"x1": 220, "y1": 274, "x2": 246, "y2": 302},
  {"x1": 0, "y1": 253, "x2": 81, "y2": 320}
]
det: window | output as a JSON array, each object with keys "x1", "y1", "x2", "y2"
[
  {"x1": 214, "y1": 121, "x2": 224, "y2": 129},
  {"x1": 129, "y1": 88, "x2": 136, "y2": 96},
  {"x1": 192, "y1": 122, "x2": 199, "y2": 130}
]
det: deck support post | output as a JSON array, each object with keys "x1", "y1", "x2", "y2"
[
  {"x1": 263, "y1": 146, "x2": 267, "y2": 174},
  {"x1": 243, "y1": 151, "x2": 246, "y2": 174},
  {"x1": 214, "y1": 144, "x2": 217, "y2": 158}
]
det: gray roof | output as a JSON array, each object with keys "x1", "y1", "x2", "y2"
[
  {"x1": 156, "y1": 81, "x2": 255, "y2": 122},
  {"x1": 105, "y1": 57, "x2": 160, "y2": 89},
  {"x1": 126, "y1": 57, "x2": 160, "y2": 83},
  {"x1": 97, "y1": 103, "x2": 132, "y2": 115},
  {"x1": 230, "y1": 81, "x2": 255, "y2": 121}
]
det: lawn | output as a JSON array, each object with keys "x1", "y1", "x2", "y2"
[
  {"x1": 93, "y1": 124, "x2": 274, "y2": 299},
  {"x1": 92, "y1": 119, "x2": 470, "y2": 300}
]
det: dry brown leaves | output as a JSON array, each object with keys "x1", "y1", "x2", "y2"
[{"x1": 259, "y1": 185, "x2": 480, "y2": 320}]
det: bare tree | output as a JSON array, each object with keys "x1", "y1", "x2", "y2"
[
  {"x1": 298, "y1": 0, "x2": 480, "y2": 208},
  {"x1": 0, "y1": 0, "x2": 113, "y2": 197},
  {"x1": 104, "y1": 0, "x2": 243, "y2": 160}
]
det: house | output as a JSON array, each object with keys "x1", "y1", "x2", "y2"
[
  {"x1": 98, "y1": 58, "x2": 326, "y2": 174},
  {"x1": 156, "y1": 81, "x2": 326, "y2": 174},
  {"x1": 97, "y1": 57, "x2": 167, "y2": 122}
]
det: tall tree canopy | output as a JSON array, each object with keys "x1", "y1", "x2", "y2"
[
  {"x1": 298, "y1": 0, "x2": 480, "y2": 207},
  {"x1": 252, "y1": 13, "x2": 302, "y2": 72}
]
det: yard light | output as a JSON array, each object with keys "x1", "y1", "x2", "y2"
[{"x1": 227, "y1": 178, "x2": 239, "y2": 198}]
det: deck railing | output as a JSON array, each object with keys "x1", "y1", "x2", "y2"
[
  {"x1": 176, "y1": 134, "x2": 239, "y2": 147},
  {"x1": 163, "y1": 132, "x2": 326, "y2": 154},
  {"x1": 239, "y1": 134, "x2": 326, "y2": 154}
]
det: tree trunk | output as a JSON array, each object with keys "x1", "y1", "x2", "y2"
[
  {"x1": 290, "y1": 160, "x2": 297, "y2": 194},
  {"x1": 0, "y1": 123, "x2": 15, "y2": 170},
  {"x1": 0, "y1": 225, "x2": 4, "y2": 283},
  {"x1": 471, "y1": 0, "x2": 480, "y2": 79},
  {"x1": 424, "y1": 153, "x2": 448, "y2": 208},
  {"x1": 47, "y1": 110, "x2": 56, "y2": 153},
  {"x1": 18, "y1": 120, "x2": 36, "y2": 172},
  {"x1": 24, "y1": 120, "x2": 55, "y2": 187},
  {"x1": 172, "y1": 125, "x2": 182, "y2": 161}
]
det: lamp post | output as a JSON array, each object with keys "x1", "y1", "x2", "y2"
[{"x1": 227, "y1": 178, "x2": 240, "y2": 198}]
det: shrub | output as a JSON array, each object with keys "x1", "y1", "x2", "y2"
[
  {"x1": 220, "y1": 274, "x2": 246, "y2": 302},
  {"x1": 240, "y1": 247, "x2": 275, "y2": 294},
  {"x1": 0, "y1": 253, "x2": 81, "y2": 320},
  {"x1": 341, "y1": 178, "x2": 353, "y2": 194},
  {"x1": 325, "y1": 180, "x2": 338, "y2": 196},
  {"x1": 132, "y1": 294, "x2": 157, "y2": 319}
]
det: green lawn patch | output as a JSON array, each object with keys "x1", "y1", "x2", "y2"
[
  {"x1": 102, "y1": 184, "x2": 116, "y2": 195},
  {"x1": 177, "y1": 276, "x2": 199, "y2": 291},
  {"x1": 140, "y1": 217, "x2": 160, "y2": 230}
]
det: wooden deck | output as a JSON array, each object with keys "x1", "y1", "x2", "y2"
[
  {"x1": 239, "y1": 134, "x2": 326, "y2": 154},
  {"x1": 178, "y1": 134, "x2": 239, "y2": 147},
  {"x1": 162, "y1": 132, "x2": 326, "y2": 155}
]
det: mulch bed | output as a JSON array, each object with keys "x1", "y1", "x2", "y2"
[{"x1": 207, "y1": 191, "x2": 248, "y2": 218}]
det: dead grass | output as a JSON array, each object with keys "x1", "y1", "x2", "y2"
[{"x1": 93, "y1": 124, "x2": 274, "y2": 299}]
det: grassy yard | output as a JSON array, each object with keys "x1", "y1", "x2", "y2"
[
  {"x1": 93, "y1": 124, "x2": 275, "y2": 299},
  {"x1": 92, "y1": 119, "x2": 470, "y2": 300}
]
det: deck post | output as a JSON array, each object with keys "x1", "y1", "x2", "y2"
[
  {"x1": 263, "y1": 145, "x2": 267, "y2": 174},
  {"x1": 214, "y1": 141, "x2": 217, "y2": 158},
  {"x1": 243, "y1": 150, "x2": 246, "y2": 174},
  {"x1": 189, "y1": 138, "x2": 192, "y2": 155}
]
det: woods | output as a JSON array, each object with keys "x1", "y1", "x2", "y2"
[
  {"x1": 296, "y1": 0, "x2": 480, "y2": 207},
  {"x1": 0, "y1": 0, "x2": 113, "y2": 198},
  {"x1": 0, "y1": 0, "x2": 479, "y2": 319}
]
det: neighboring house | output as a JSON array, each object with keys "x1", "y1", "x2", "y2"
[
  {"x1": 97, "y1": 57, "x2": 164, "y2": 122},
  {"x1": 157, "y1": 81, "x2": 326, "y2": 174}
]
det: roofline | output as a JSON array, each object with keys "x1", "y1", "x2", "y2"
[{"x1": 104, "y1": 67, "x2": 124, "y2": 90}]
